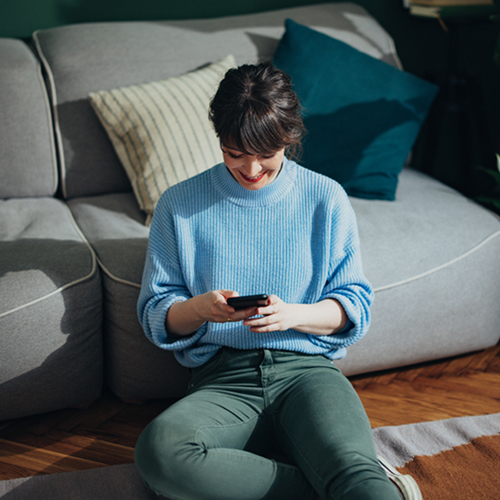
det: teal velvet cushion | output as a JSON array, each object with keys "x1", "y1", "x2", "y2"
[{"x1": 273, "y1": 19, "x2": 438, "y2": 200}]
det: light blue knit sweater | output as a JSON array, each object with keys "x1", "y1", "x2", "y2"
[{"x1": 137, "y1": 158, "x2": 373, "y2": 368}]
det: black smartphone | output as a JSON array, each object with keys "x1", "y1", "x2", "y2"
[{"x1": 227, "y1": 294, "x2": 269, "y2": 310}]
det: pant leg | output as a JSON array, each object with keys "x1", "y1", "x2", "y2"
[
  {"x1": 270, "y1": 354, "x2": 401, "y2": 500},
  {"x1": 134, "y1": 350, "x2": 316, "y2": 500}
]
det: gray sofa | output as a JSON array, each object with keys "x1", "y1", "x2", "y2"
[{"x1": 1, "y1": 2, "x2": 499, "y2": 422}]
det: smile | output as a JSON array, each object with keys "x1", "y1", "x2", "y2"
[{"x1": 241, "y1": 172, "x2": 266, "y2": 183}]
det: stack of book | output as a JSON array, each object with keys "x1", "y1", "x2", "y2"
[{"x1": 405, "y1": 0, "x2": 498, "y2": 19}]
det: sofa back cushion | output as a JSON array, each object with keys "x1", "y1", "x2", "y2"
[
  {"x1": 32, "y1": 2, "x2": 402, "y2": 200},
  {"x1": 0, "y1": 39, "x2": 58, "y2": 198}
]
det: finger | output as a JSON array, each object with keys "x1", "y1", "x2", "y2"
[
  {"x1": 243, "y1": 313, "x2": 273, "y2": 327},
  {"x1": 267, "y1": 294, "x2": 279, "y2": 305},
  {"x1": 210, "y1": 295, "x2": 234, "y2": 321},
  {"x1": 228, "y1": 307, "x2": 258, "y2": 323},
  {"x1": 211, "y1": 291, "x2": 231, "y2": 308},
  {"x1": 213, "y1": 304, "x2": 257, "y2": 323},
  {"x1": 215, "y1": 291, "x2": 240, "y2": 313},
  {"x1": 256, "y1": 304, "x2": 276, "y2": 316},
  {"x1": 248, "y1": 322, "x2": 280, "y2": 333},
  {"x1": 256, "y1": 295, "x2": 279, "y2": 315}
]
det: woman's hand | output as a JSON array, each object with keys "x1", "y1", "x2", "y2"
[
  {"x1": 166, "y1": 290, "x2": 259, "y2": 337},
  {"x1": 198, "y1": 290, "x2": 260, "y2": 324},
  {"x1": 242, "y1": 295, "x2": 293, "y2": 332},
  {"x1": 243, "y1": 295, "x2": 349, "y2": 336}
]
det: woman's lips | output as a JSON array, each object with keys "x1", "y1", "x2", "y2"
[{"x1": 241, "y1": 172, "x2": 266, "y2": 183}]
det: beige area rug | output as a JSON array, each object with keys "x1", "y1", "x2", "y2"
[{"x1": 1, "y1": 412, "x2": 499, "y2": 499}]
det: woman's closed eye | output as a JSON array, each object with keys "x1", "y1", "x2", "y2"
[
  {"x1": 222, "y1": 147, "x2": 276, "y2": 160},
  {"x1": 227, "y1": 151, "x2": 244, "y2": 159}
]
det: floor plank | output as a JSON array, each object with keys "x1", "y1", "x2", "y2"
[{"x1": 0, "y1": 438, "x2": 105, "y2": 477}]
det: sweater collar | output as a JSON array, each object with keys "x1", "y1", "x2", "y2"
[{"x1": 211, "y1": 157, "x2": 297, "y2": 207}]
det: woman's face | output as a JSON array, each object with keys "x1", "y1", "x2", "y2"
[{"x1": 222, "y1": 146, "x2": 285, "y2": 190}]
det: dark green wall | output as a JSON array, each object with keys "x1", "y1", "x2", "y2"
[
  {"x1": 2, "y1": 0, "x2": 499, "y2": 197},
  {"x1": 1, "y1": 0, "x2": 322, "y2": 37}
]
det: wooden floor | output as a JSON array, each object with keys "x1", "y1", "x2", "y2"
[{"x1": 1, "y1": 345, "x2": 500, "y2": 481}]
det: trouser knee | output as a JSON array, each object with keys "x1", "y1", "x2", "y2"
[{"x1": 134, "y1": 420, "x2": 199, "y2": 498}]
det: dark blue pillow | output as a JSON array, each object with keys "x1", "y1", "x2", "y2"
[{"x1": 274, "y1": 19, "x2": 438, "y2": 200}]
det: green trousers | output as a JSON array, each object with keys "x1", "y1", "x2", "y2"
[{"x1": 134, "y1": 348, "x2": 401, "y2": 500}]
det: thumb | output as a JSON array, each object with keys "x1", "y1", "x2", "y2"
[{"x1": 219, "y1": 290, "x2": 240, "y2": 300}]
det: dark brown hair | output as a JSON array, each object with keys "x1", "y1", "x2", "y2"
[{"x1": 209, "y1": 62, "x2": 305, "y2": 159}]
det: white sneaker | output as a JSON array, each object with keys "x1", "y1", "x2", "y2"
[{"x1": 377, "y1": 455, "x2": 423, "y2": 500}]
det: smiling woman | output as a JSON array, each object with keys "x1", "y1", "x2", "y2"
[
  {"x1": 133, "y1": 61, "x2": 413, "y2": 500},
  {"x1": 210, "y1": 63, "x2": 304, "y2": 191}
]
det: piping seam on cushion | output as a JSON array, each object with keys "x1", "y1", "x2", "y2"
[
  {"x1": 95, "y1": 258, "x2": 141, "y2": 289},
  {"x1": 0, "y1": 202, "x2": 99, "y2": 318},
  {"x1": 32, "y1": 32, "x2": 67, "y2": 199},
  {"x1": 373, "y1": 230, "x2": 500, "y2": 293}
]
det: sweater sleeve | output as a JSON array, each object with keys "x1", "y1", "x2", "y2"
[
  {"x1": 312, "y1": 187, "x2": 373, "y2": 350},
  {"x1": 137, "y1": 194, "x2": 205, "y2": 351}
]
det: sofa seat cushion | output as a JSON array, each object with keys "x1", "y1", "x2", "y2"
[
  {"x1": 33, "y1": 2, "x2": 401, "y2": 199},
  {"x1": 0, "y1": 198, "x2": 103, "y2": 420},
  {"x1": 336, "y1": 167, "x2": 500, "y2": 376},
  {"x1": 355, "y1": 168, "x2": 500, "y2": 289},
  {"x1": 67, "y1": 194, "x2": 189, "y2": 399},
  {"x1": 67, "y1": 193, "x2": 148, "y2": 285}
]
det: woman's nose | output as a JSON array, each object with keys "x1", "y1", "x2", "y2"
[{"x1": 243, "y1": 156, "x2": 261, "y2": 175}]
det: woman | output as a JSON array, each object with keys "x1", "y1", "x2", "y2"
[{"x1": 135, "y1": 62, "x2": 416, "y2": 500}]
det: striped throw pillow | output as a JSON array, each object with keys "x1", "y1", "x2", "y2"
[{"x1": 88, "y1": 55, "x2": 236, "y2": 223}]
